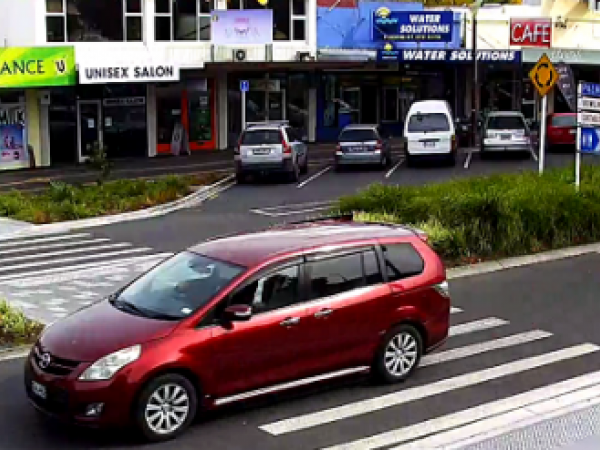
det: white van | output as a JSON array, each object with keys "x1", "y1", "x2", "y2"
[{"x1": 403, "y1": 100, "x2": 457, "y2": 165}]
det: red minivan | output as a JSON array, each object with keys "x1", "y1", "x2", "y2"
[
  {"x1": 546, "y1": 113, "x2": 577, "y2": 151},
  {"x1": 24, "y1": 216, "x2": 451, "y2": 442}
]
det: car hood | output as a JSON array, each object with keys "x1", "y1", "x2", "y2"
[{"x1": 39, "y1": 299, "x2": 178, "y2": 362}]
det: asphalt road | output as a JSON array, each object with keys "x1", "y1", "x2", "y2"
[{"x1": 3, "y1": 252, "x2": 600, "y2": 449}]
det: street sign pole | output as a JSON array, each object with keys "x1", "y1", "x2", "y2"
[
  {"x1": 528, "y1": 53, "x2": 557, "y2": 176},
  {"x1": 539, "y1": 94, "x2": 547, "y2": 175}
]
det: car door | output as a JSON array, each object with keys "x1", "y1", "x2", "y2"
[
  {"x1": 206, "y1": 259, "x2": 313, "y2": 399},
  {"x1": 302, "y1": 247, "x2": 392, "y2": 374}
]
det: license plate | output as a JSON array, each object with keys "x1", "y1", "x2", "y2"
[
  {"x1": 348, "y1": 146, "x2": 364, "y2": 152},
  {"x1": 501, "y1": 134, "x2": 511, "y2": 140},
  {"x1": 424, "y1": 142, "x2": 436, "y2": 148},
  {"x1": 253, "y1": 148, "x2": 271, "y2": 155},
  {"x1": 32, "y1": 381, "x2": 47, "y2": 400}
]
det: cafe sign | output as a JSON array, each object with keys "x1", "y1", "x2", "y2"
[{"x1": 0, "y1": 47, "x2": 76, "y2": 88}]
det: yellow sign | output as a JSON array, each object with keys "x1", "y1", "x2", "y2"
[{"x1": 529, "y1": 53, "x2": 558, "y2": 98}]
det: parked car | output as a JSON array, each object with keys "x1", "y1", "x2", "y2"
[
  {"x1": 404, "y1": 100, "x2": 457, "y2": 165},
  {"x1": 334, "y1": 124, "x2": 393, "y2": 170},
  {"x1": 24, "y1": 215, "x2": 451, "y2": 442},
  {"x1": 234, "y1": 120, "x2": 308, "y2": 183},
  {"x1": 481, "y1": 111, "x2": 533, "y2": 158},
  {"x1": 546, "y1": 112, "x2": 577, "y2": 152}
]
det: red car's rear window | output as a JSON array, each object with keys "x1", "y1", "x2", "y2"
[{"x1": 551, "y1": 115, "x2": 576, "y2": 127}]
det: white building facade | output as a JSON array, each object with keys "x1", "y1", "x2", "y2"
[{"x1": 0, "y1": 0, "x2": 318, "y2": 168}]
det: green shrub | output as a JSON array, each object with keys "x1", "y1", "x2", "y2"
[
  {"x1": 0, "y1": 300, "x2": 44, "y2": 346},
  {"x1": 339, "y1": 165, "x2": 600, "y2": 263}
]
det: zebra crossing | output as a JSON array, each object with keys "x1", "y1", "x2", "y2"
[
  {"x1": 244, "y1": 306, "x2": 600, "y2": 450},
  {"x1": 0, "y1": 231, "x2": 173, "y2": 324}
]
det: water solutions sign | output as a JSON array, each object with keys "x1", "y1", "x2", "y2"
[
  {"x1": 0, "y1": 47, "x2": 76, "y2": 88},
  {"x1": 372, "y1": 9, "x2": 454, "y2": 43},
  {"x1": 79, "y1": 64, "x2": 180, "y2": 84}
]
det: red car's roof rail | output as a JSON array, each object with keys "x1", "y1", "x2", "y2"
[{"x1": 287, "y1": 213, "x2": 355, "y2": 225}]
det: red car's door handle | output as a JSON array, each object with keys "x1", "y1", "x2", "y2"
[
  {"x1": 314, "y1": 308, "x2": 333, "y2": 318},
  {"x1": 280, "y1": 317, "x2": 300, "y2": 327}
]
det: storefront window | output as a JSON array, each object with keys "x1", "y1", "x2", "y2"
[
  {"x1": 156, "y1": 84, "x2": 184, "y2": 145},
  {"x1": 188, "y1": 89, "x2": 212, "y2": 143},
  {"x1": 46, "y1": 0, "x2": 143, "y2": 42},
  {"x1": 382, "y1": 87, "x2": 399, "y2": 122},
  {"x1": 287, "y1": 74, "x2": 308, "y2": 138},
  {"x1": 48, "y1": 88, "x2": 78, "y2": 164},
  {"x1": 226, "y1": 0, "x2": 307, "y2": 41},
  {"x1": 0, "y1": 90, "x2": 28, "y2": 170},
  {"x1": 155, "y1": 0, "x2": 214, "y2": 41}
]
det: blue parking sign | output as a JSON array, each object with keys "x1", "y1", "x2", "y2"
[{"x1": 240, "y1": 80, "x2": 249, "y2": 92}]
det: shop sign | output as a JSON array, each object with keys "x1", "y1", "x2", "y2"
[
  {"x1": 0, "y1": 106, "x2": 28, "y2": 167},
  {"x1": 103, "y1": 97, "x2": 146, "y2": 107},
  {"x1": 555, "y1": 62, "x2": 576, "y2": 112},
  {"x1": 0, "y1": 47, "x2": 76, "y2": 88},
  {"x1": 509, "y1": 19, "x2": 552, "y2": 48},
  {"x1": 79, "y1": 64, "x2": 180, "y2": 84},
  {"x1": 211, "y1": 10, "x2": 273, "y2": 45},
  {"x1": 377, "y1": 46, "x2": 521, "y2": 63},
  {"x1": 372, "y1": 9, "x2": 453, "y2": 43}
]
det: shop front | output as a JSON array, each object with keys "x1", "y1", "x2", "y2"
[{"x1": 0, "y1": 46, "x2": 76, "y2": 170}]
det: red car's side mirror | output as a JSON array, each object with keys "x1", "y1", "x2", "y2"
[{"x1": 223, "y1": 304, "x2": 252, "y2": 322}]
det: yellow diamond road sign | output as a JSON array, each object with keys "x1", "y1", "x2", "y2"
[{"x1": 529, "y1": 53, "x2": 558, "y2": 98}]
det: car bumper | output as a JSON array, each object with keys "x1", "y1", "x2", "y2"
[
  {"x1": 235, "y1": 158, "x2": 294, "y2": 174},
  {"x1": 24, "y1": 353, "x2": 134, "y2": 428},
  {"x1": 335, "y1": 152, "x2": 382, "y2": 165},
  {"x1": 482, "y1": 144, "x2": 532, "y2": 152}
]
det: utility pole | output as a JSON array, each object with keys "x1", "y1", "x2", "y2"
[{"x1": 470, "y1": 0, "x2": 483, "y2": 148}]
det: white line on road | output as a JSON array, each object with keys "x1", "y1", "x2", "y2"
[
  {"x1": 450, "y1": 307, "x2": 462, "y2": 314},
  {"x1": 322, "y1": 369, "x2": 600, "y2": 450},
  {"x1": 530, "y1": 147, "x2": 539, "y2": 162},
  {"x1": 251, "y1": 206, "x2": 334, "y2": 217},
  {"x1": 385, "y1": 158, "x2": 405, "y2": 178},
  {"x1": 449, "y1": 317, "x2": 508, "y2": 336},
  {"x1": 464, "y1": 151, "x2": 473, "y2": 169},
  {"x1": 0, "y1": 238, "x2": 111, "y2": 255},
  {"x1": 0, "y1": 252, "x2": 173, "y2": 283},
  {"x1": 0, "y1": 242, "x2": 132, "y2": 264},
  {"x1": 421, "y1": 330, "x2": 552, "y2": 367},
  {"x1": 0, "y1": 233, "x2": 91, "y2": 249},
  {"x1": 250, "y1": 200, "x2": 336, "y2": 217},
  {"x1": 259, "y1": 344, "x2": 600, "y2": 435},
  {"x1": 392, "y1": 381, "x2": 600, "y2": 449},
  {"x1": 0, "y1": 247, "x2": 154, "y2": 274},
  {"x1": 297, "y1": 166, "x2": 332, "y2": 189},
  {"x1": 252, "y1": 201, "x2": 336, "y2": 212}
]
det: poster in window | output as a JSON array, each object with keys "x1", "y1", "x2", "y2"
[
  {"x1": 0, "y1": 107, "x2": 28, "y2": 167},
  {"x1": 190, "y1": 92, "x2": 212, "y2": 142}
]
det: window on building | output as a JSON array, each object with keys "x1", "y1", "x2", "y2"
[
  {"x1": 45, "y1": 0, "x2": 143, "y2": 42},
  {"x1": 155, "y1": 0, "x2": 214, "y2": 41},
  {"x1": 225, "y1": 0, "x2": 307, "y2": 41},
  {"x1": 383, "y1": 87, "x2": 399, "y2": 122}
]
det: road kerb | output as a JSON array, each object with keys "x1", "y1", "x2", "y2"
[{"x1": 0, "y1": 346, "x2": 31, "y2": 362}]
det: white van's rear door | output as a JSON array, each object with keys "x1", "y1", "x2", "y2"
[{"x1": 405, "y1": 112, "x2": 454, "y2": 155}]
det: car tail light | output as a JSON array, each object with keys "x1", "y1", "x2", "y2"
[
  {"x1": 375, "y1": 140, "x2": 383, "y2": 150},
  {"x1": 433, "y1": 280, "x2": 450, "y2": 298},
  {"x1": 234, "y1": 135, "x2": 243, "y2": 154},
  {"x1": 336, "y1": 144, "x2": 341, "y2": 152},
  {"x1": 281, "y1": 131, "x2": 292, "y2": 154}
]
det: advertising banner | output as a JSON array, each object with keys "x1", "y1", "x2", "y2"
[
  {"x1": 372, "y1": 9, "x2": 453, "y2": 43},
  {"x1": 377, "y1": 46, "x2": 521, "y2": 63},
  {"x1": 210, "y1": 10, "x2": 273, "y2": 45},
  {"x1": 0, "y1": 47, "x2": 76, "y2": 88},
  {"x1": 554, "y1": 62, "x2": 576, "y2": 112},
  {"x1": 0, "y1": 106, "x2": 28, "y2": 168}
]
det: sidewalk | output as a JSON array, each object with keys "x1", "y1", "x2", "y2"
[{"x1": 0, "y1": 144, "x2": 336, "y2": 193}]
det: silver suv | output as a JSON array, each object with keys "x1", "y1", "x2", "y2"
[{"x1": 234, "y1": 121, "x2": 309, "y2": 183}]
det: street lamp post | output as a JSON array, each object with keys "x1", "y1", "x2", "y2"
[{"x1": 470, "y1": 0, "x2": 483, "y2": 148}]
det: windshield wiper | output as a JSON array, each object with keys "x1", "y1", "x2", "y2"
[{"x1": 111, "y1": 298, "x2": 149, "y2": 317}]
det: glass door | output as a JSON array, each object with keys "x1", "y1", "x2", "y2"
[
  {"x1": 77, "y1": 100, "x2": 102, "y2": 162},
  {"x1": 341, "y1": 87, "x2": 361, "y2": 124},
  {"x1": 268, "y1": 91, "x2": 285, "y2": 121}
]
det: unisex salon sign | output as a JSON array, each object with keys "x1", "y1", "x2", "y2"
[{"x1": 79, "y1": 64, "x2": 180, "y2": 84}]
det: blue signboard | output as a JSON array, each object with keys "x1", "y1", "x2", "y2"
[
  {"x1": 240, "y1": 80, "x2": 249, "y2": 92},
  {"x1": 580, "y1": 127, "x2": 600, "y2": 153},
  {"x1": 581, "y1": 82, "x2": 600, "y2": 98},
  {"x1": 377, "y1": 47, "x2": 521, "y2": 64},
  {"x1": 372, "y1": 9, "x2": 453, "y2": 43}
]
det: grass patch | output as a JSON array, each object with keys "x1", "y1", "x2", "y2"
[
  {"x1": 0, "y1": 300, "x2": 44, "y2": 347},
  {"x1": 337, "y1": 164, "x2": 600, "y2": 266},
  {"x1": 0, "y1": 172, "x2": 226, "y2": 224}
]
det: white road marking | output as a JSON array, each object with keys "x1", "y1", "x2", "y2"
[
  {"x1": 259, "y1": 344, "x2": 599, "y2": 435},
  {"x1": 250, "y1": 200, "x2": 337, "y2": 217},
  {"x1": 450, "y1": 307, "x2": 462, "y2": 314},
  {"x1": 252, "y1": 205, "x2": 334, "y2": 217},
  {"x1": 0, "y1": 252, "x2": 173, "y2": 282},
  {"x1": 0, "y1": 233, "x2": 91, "y2": 249},
  {"x1": 297, "y1": 166, "x2": 332, "y2": 189},
  {"x1": 0, "y1": 242, "x2": 132, "y2": 264},
  {"x1": 421, "y1": 330, "x2": 552, "y2": 367},
  {"x1": 322, "y1": 369, "x2": 600, "y2": 450},
  {"x1": 449, "y1": 317, "x2": 508, "y2": 336},
  {"x1": 385, "y1": 158, "x2": 405, "y2": 178},
  {"x1": 392, "y1": 381, "x2": 600, "y2": 449},
  {"x1": 464, "y1": 151, "x2": 473, "y2": 169},
  {"x1": 0, "y1": 238, "x2": 111, "y2": 256},
  {"x1": 530, "y1": 147, "x2": 539, "y2": 162}
]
